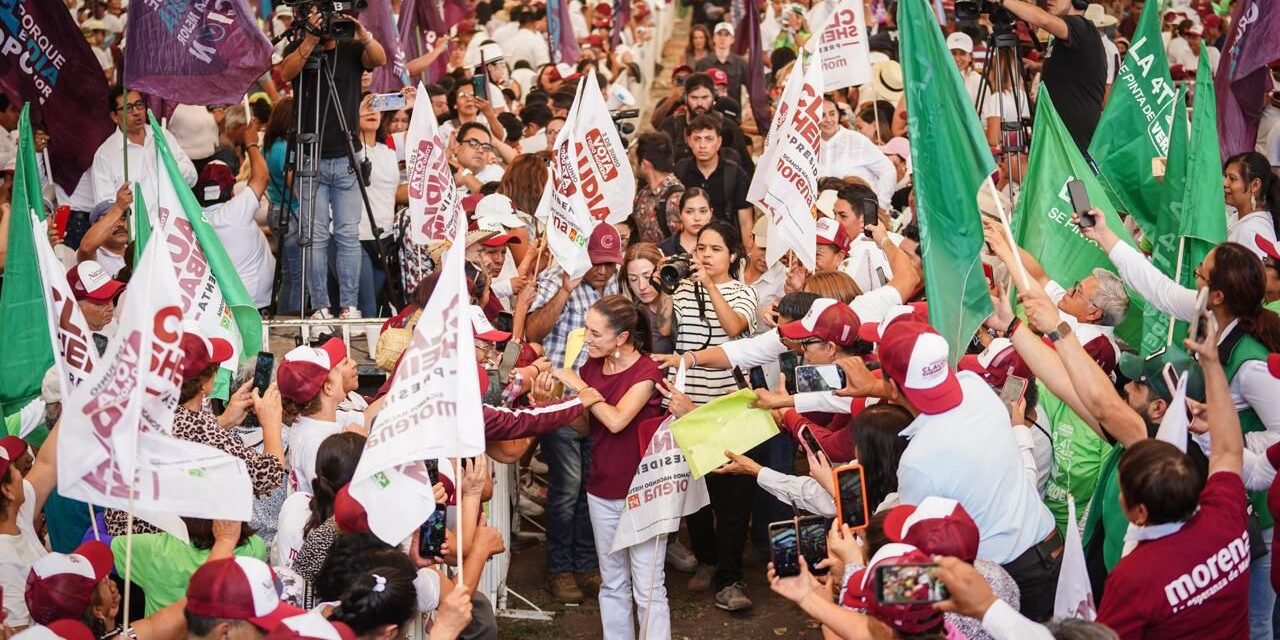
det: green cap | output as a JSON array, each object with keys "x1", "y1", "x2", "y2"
[{"x1": 1118, "y1": 348, "x2": 1204, "y2": 403}]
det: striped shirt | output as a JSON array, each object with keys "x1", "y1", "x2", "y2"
[
  {"x1": 530, "y1": 264, "x2": 620, "y2": 369},
  {"x1": 672, "y1": 279, "x2": 758, "y2": 405}
]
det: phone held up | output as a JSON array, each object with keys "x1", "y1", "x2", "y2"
[
  {"x1": 833, "y1": 463, "x2": 869, "y2": 530},
  {"x1": 875, "y1": 562, "x2": 950, "y2": 604},
  {"x1": 1067, "y1": 179, "x2": 1095, "y2": 228}
]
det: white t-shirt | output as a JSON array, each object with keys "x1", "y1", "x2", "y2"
[
  {"x1": 0, "y1": 481, "x2": 47, "y2": 627},
  {"x1": 286, "y1": 416, "x2": 343, "y2": 494},
  {"x1": 1227, "y1": 209, "x2": 1276, "y2": 260},
  {"x1": 272, "y1": 491, "x2": 313, "y2": 568},
  {"x1": 95, "y1": 247, "x2": 127, "y2": 278},
  {"x1": 504, "y1": 28, "x2": 551, "y2": 69},
  {"x1": 980, "y1": 90, "x2": 1030, "y2": 128},
  {"x1": 206, "y1": 189, "x2": 275, "y2": 308},
  {"x1": 358, "y1": 143, "x2": 399, "y2": 242},
  {"x1": 93, "y1": 47, "x2": 113, "y2": 72},
  {"x1": 849, "y1": 283, "x2": 903, "y2": 324}
]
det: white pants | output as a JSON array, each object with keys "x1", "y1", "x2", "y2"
[{"x1": 587, "y1": 493, "x2": 671, "y2": 640}]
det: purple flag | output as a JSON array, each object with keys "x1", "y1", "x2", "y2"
[
  {"x1": 734, "y1": 0, "x2": 771, "y2": 137},
  {"x1": 361, "y1": 0, "x2": 410, "y2": 93},
  {"x1": 124, "y1": 0, "x2": 272, "y2": 106},
  {"x1": 1215, "y1": 0, "x2": 1280, "y2": 158},
  {"x1": 0, "y1": 0, "x2": 114, "y2": 192},
  {"x1": 610, "y1": 0, "x2": 631, "y2": 48},
  {"x1": 548, "y1": 0, "x2": 581, "y2": 66}
]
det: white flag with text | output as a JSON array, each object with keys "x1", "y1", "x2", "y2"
[{"x1": 404, "y1": 81, "x2": 463, "y2": 244}]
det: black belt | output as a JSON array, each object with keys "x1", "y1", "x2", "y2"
[{"x1": 1002, "y1": 529, "x2": 1064, "y2": 573}]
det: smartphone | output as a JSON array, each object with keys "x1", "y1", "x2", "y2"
[
  {"x1": 253, "y1": 352, "x2": 275, "y2": 396},
  {"x1": 780, "y1": 351, "x2": 801, "y2": 395},
  {"x1": 1067, "y1": 179, "x2": 1094, "y2": 228},
  {"x1": 483, "y1": 369, "x2": 504, "y2": 405},
  {"x1": 798, "y1": 425, "x2": 825, "y2": 460},
  {"x1": 833, "y1": 464, "x2": 869, "y2": 530},
  {"x1": 768, "y1": 520, "x2": 801, "y2": 578},
  {"x1": 794, "y1": 364, "x2": 847, "y2": 394},
  {"x1": 54, "y1": 204, "x2": 70, "y2": 238},
  {"x1": 425, "y1": 459, "x2": 441, "y2": 487},
  {"x1": 417, "y1": 509, "x2": 448, "y2": 559},
  {"x1": 471, "y1": 74, "x2": 490, "y2": 101},
  {"x1": 999, "y1": 374, "x2": 1028, "y2": 407},
  {"x1": 875, "y1": 562, "x2": 950, "y2": 604},
  {"x1": 369, "y1": 92, "x2": 408, "y2": 112},
  {"x1": 1189, "y1": 287, "x2": 1210, "y2": 342},
  {"x1": 797, "y1": 515, "x2": 831, "y2": 576},
  {"x1": 862, "y1": 201, "x2": 878, "y2": 238},
  {"x1": 874, "y1": 266, "x2": 888, "y2": 289}
]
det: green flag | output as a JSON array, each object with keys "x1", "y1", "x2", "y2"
[
  {"x1": 132, "y1": 180, "x2": 151, "y2": 267},
  {"x1": 1088, "y1": 0, "x2": 1178, "y2": 236},
  {"x1": 0, "y1": 106, "x2": 53, "y2": 417},
  {"x1": 898, "y1": 0, "x2": 994, "y2": 363}
]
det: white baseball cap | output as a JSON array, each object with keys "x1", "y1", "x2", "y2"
[{"x1": 945, "y1": 32, "x2": 974, "y2": 53}]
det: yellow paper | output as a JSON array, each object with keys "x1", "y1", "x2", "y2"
[
  {"x1": 563, "y1": 328, "x2": 586, "y2": 368},
  {"x1": 669, "y1": 389, "x2": 781, "y2": 478}
]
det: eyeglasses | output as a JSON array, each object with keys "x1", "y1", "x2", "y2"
[
  {"x1": 461, "y1": 138, "x2": 493, "y2": 152},
  {"x1": 121, "y1": 100, "x2": 146, "y2": 112},
  {"x1": 798, "y1": 339, "x2": 826, "y2": 349},
  {"x1": 456, "y1": 92, "x2": 476, "y2": 100},
  {"x1": 475, "y1": 341, "x2": 497, "y2": 357},
  {"x1": 1067, "y1": 281, "x2": 1099, "y2": 310},
  {"x1": 1194, "y1": 266, "x2": 1207, "y2": 282}
]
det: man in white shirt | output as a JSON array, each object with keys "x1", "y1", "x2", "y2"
[
  {"x1": 503, "y1": 4, "x2": 551, "y2": 69},
  {"x1": 90, "y1": 86, "x2": 198, "y2": 208},
  {"x1": 198, "y1": 125, "x2": 274, "y2": 310},
  {"x1": 817, "y1": 98, "x2": 897, "y2": 209}
]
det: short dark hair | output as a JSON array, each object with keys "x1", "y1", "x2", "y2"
[
  {"x1": 1118, "y1": 439, "x2": 1204, "y2": 525},
  {"x1": 183, "y1": 612, "x2": 251, "y2": 639},
  {"x1": 683, "y1": 71, "x2": 716, "y2": 97},
  {"x1": 686, "y1": 113, "x2": 722, "y2": 137},
  {"x1": 107, "y1": 84, "x2": 130, "y2": 112},
  {"x1": 551, "y1": 90, "x2": 576, "y2": 111},
  {"x1": 425, "y1": 83, "x2": 448, "y2": 98},
  {"x1": 776, "y1": 291, "x2": 820, "y2": 322},
  {"x1": 696, "y1": 219, "x2": 745, "y2": 279},
  {"x1": 636, "y1": 132, "x2": 676, "y2": 173},
  {"x1": 456, "y1": 121, "x2": 491, "y2": 143},
  {"x1": 519, "y1": 102, "x2": 553, "y2": 128},
  {"x1": 837, "y1": 183, "x2": 879, "y2": 220},
  {"x1": 497, "y1": 111, "x2": 523, "y2": 143}
]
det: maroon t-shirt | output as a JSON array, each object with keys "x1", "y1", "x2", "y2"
[
  {"x1": 1098, "y1": 472, "x2": 1250, "y2": 640},
  {"x1": 580, "y1": 355, "x2": 665, "y2": 499}
]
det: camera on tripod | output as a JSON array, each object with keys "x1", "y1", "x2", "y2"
[
  {"x1": 285, "y1": 0, "x2": 368, "y2": 41},
  {"x1": 611, "y1": 108, "x2": 639, "y2": 146},
  {"x1": 953, "y1": 0, "x2": 1016, "y2": 34}
]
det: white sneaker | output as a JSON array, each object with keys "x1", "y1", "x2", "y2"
[
  {"x1": 517, "y1": 494, "x2": 544, "y2": 517},
  {"x1": 310, "y1": 308, "x2": 334, "y2": 337},
  {"x1": 339, "y1": 307, "x2": 363, "y2": 319}
]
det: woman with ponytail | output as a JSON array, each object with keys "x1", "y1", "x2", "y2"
[
  {"x1": 541, "y1": 295, "x2": 670, "y2": 639},
  {"x1": 1224, "y1": 151, "x2": 1280, "y2": 260},
  {"x1": 328, "y1": 567, "x2": 419, "y2": 640},
  {"x1": 272, "y1": 432, "x2": 365, "y2": 573}
]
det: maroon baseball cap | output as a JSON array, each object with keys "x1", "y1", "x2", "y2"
[
  {"x1": 462, "y1": 192, "x2": 484, "y2": 213},
  {"x1": 815, "y1": 216, "x2": 851, "y2": 252},
  {"x1": 707, "y1": 67, "x2": 729, "y2": 86},
  {"x1": 956, "y1": 337, "x2": 1032, "y2": 388},
  {"x1": 1270, "y1": 353, "x2": 1280, "y2": 379},
  {"x1": 780, "y1": 299, "x2": 861, "y2": 346},
  {"x1": 334, "y1": 484, "x2": 372, "y2": 534},
  {"x1": 179, "y1": 324, "x2": 235, "y2": 381},
  {"x1": 266, "y1": 612, "x2": 356, "y2": 640},
  {"x1": 195, "y1": 161, "x2": 236, "y2": 206},
  {"x1": 66, "y1": 261, "x2": 125, "y2": 304},
  {"x1": 883, "y1": 497, "x2": 980, "y2": 563},
  {"x1": 186, "y1": 557, "x2": 303, "y2": 632},
  {"x1": 25, "y1": 541, "x2": 115, "y2": 624},
  {"x1": 858, "y1": 303, "x2": 929, "y2": 343},
  {"x1": 1257, "y1": 234, "x2": 1280, "y2": 262},
  {"x1": 587, "y1": 223, "x2": 624, "y2": 265},
  {"x1": 841, "y1": 544, "x2": 946, "y2": 635},
  {"x1": 878, "y1": 321, "x2": 962, "y2": 415},
  {"x1": 276, "y1": 338, "x2": 347, "y2": 404},
  {"x1": 0, "y1": 436, "x2": 27, "y2": 478},
  {"x1": 16, "y1": 621, "x2": 96, "y2": 640},
  {"x1": 671, "y1": 64, "x2": 693, "y2": 80}
]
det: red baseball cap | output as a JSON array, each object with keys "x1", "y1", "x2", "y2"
[
  {"x1": 0, "y1": 436, "x2": 27, "y2": 478},
  {"x1": 815, "y1": 217, "x2": 851, "y2": 252},
  {"x1": 841, "y1": 544, "x2": 945, "y2": 635},
  {"x1": 186, "y1": 557, "x2": 303, "y2": 632},
  {"x1": 587, "y1": 223, "x2": 624, "y2": 265},
  {"x1": 334, "y1": 484, "x2": 372, "y2": 534},
  {"x1": 195, "y1": 161, "x2": 236, "y2": 206},
  {"x1": 462, "y1": 192, "x2": 484, "y2": 214},
  {"x1": 277, "y1": 338, "x2": 347, "y2": 404},
  {"x1": 266, "y1": 612, "x2": 356, "y2": 640},
  {"x1": 707, "y1": 67, "x2": 729, "y2": 86},
  {"x1": 883, "y1": 497, "x2": 980, "y2": 563},
  {"x1": 180, "y1": 323, "x2": 236, "y2": 381},
  {"x1": 1257, "y1": 234, "x2": 1280, "y2": 262},
  {"x1": 780, "y1": 299, "x2": 862, "y2": 346},
  {"x1": 474, "y1": 217, "x2": 521, "y2": 247},
  {"x1": 858, "y1": 303, "x2": 928, "y2": 343},
  {"x1": 25, "y1": 541, "x2": 115, "y2": 624},
  {"x1": 878, "y1": 322, "x2": 962, "y2": 414},
  {"x1": 14, "y1": 620, "x2": 96, "y2": 640},
  {"x1": 471, "y1": 305, "x2": 511, "y2": 342},
  {"x1": 671, "y1": 64, "x2": 693, "y2": 80},
  {"x1": 66, "y1": 261, "x2": 125, "y2": 304}
]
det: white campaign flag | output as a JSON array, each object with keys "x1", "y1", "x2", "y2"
[
  {"x1": 538, "y1": 69, "x2": 635, "y2": 224},
  {"x1": 30, "y1": 212, "x2": 99, "y2": 394},
  {"x1": 806, "y1": 0, "x2": 871, "y2": 91},
  {"x1": 535, "y1": 173, "x2": 596, "y2": 279},
  {"x1": 404, "y1": 81, "x2": 462, "y2": 245},
  {"x1": 1155, "y1": 372, "x2": 1190, "y2": 453},
  {"x1": 1053, "y1": 496, "x2": 1097, "y2": 621},
  {"x1": 611, "y1": 414, "x2": 710, "y2": 552},
  {"x1": 748, "y1": 54, "x2": 823, "y2": 271},
  {"x1": 349, "y1": 217, "x2": 485, "y2": 544},
  {"x1": 57, "y1": 228, "x2": 254, "y2": 532}
]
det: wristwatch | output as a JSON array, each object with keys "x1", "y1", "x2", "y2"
[{"x1": 1046, "y1": 321, "x2": 1073, "y2": 343}]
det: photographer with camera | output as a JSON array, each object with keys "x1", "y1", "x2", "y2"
[
  {"x1": 987, "y1": 0, "x2": 1105, "y2": 152},
  {"x1": 274, "y1": 2, "x2": 386, "y2": 324}
]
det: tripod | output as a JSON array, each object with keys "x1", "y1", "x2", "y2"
[
  {"x1": 972, "y1": 26, "x2": 1033, "y2": 191},
  {"x1": 269, "y1": 28, "x2": 404, "y2": 321}
]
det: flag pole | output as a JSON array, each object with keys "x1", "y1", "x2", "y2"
[
  {"x1": 455, "y1": 458, "x2": 464, "y2": 580},
  {"x1": 1166, "y1": 235, "x2": 1187, "y2": 346},
  {"x1": 122, "y1": 496, "x2": 136, "y2": 635},
  {"x1": 985, "y1": 176, "x2": 1031, "y2": 291},
  {"x1": 88, "y1": 503, "x2": 100, "y2": 540},
  {"x1": 121, "y1": 90, "x2": 130, "y2": 184}
]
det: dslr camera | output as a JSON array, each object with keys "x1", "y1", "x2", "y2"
[
  {"x1": 286, "y1": 0, "x2": 368, "y2": 41},
  {"x1": 656, "y1": 254, "x2": 694, "y2": 294}
]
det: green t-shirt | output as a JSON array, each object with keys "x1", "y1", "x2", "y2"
[
  {"x1": 112, "y1": 534, "x2": 266, "y2": 615},
  {"x1": 1039, "y1": 383, "x2": 1110, "y2": 535}
]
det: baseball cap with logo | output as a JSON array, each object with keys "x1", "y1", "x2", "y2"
[
  {"x1": 781, "y1": 299, "x2": 862, "y2": 347},
  {"x1": 66, "y1": 261, "x2": 125, "y2": 304},
  {"x1": 24, "y1": 541, "x2": 115, "y2": 624},
  {"x1": 474, "y1": 217, "x2": 521, "y2": 247},
  {"x1": 815, "y1": 217, "x2": 851, "y2": 252},
  {"x1": 588, "y1": 223, "x2": 624, "y2": 265},
  {"x1": 186, "y1": 557, "x2": 303, "y2": 631},
  {"x1": 180, "y1": 323, "x2": 236, "y2": 381},
  {"x1": 474, "y1": 193, "x2": 526, "y2": 228},
  {"x1": 276, "y1": 338, "x2": 347, "y2": 404},
  {"x1": 857, "y1": 303, "x2": 929, "y2": 343},
  {"x1": 883, "y1": 497, "x2": 981, "y2": 562},
  {"x1": 1117, "y1": 348, "x2": 1204, "y2": 403},
  {"x1": 956, "y1": 337, "x2": 1031, "y2": 388},
  {"x1": 841, "y1": 543, "x2": 946, "y2": 635},
  {"x1": 878, "y1": 322, "x2": 962, "y2": 414},
  {"x1": 707, "y1": 68, "x2": 729, "y2": 86},
  {"x1": 471, "y1": 305, "x2": 511, "y2": 342},
  {"x1": 12, "y1": 621, "x2": 95, "y2": 640},
  {"x1": 945, "y1": 32, "x2": 973, "y2": 53},
  {"x1": 714, "y1": 21, "x2": 735, "y2": 36},
  {"x1": 266, "y1": 612, "x2": 356, "y2": 640}
]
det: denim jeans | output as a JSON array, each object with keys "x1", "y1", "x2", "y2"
[
  {"x1": 299, "y1": 156, "x2": 363, "y2": 310},
  {"x1": 542, "y1": 426, "x2": 597, "y2": 574},
  {"x1": 1250, "y1": 528, "x2": 1273, "y2": 640},
  {"x1": 277, "y1": 217, "x2": 303, "y2": 315}
]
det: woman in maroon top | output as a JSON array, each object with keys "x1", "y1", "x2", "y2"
[{"x1": 550, "y1": 294, "x2": 669, "y2": 639}]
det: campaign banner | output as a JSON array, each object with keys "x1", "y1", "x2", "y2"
[
  {"x1": 124, "y1": 0, "x2": 272, "y2": 107},
  {"x1": 0, "y1": 0, "x2": 114, "y2": 192},
  {"x1": 404, "y1": 81, "x2": 462, "y2": 245},
  {"x1": 611, "y1": 416, "x2": 710, "y2": 552},
  {"x1": 536, "y1": 173, "x2": 596, "y2": 279},
  {"x1": 30, "y1": 212, "x2": 98, "y2": 393},
  {"x1": 748, "y1": 55, "x2": 823, "y2": 272},
  {"x1": 807, "y1": 0, "x2": 871, "y2": 91},
  {"x1": 541, "y1": 69, "x2": 635, "y2": 224}
]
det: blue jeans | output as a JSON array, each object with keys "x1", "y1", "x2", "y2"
[
  {"x1": 542, "y1": 427, "x2": 597, "y2": 574},
  {"x1": 277, "y1": 217, "x2": 303, "y2": 315},
  {"x1": 1250, "y1": 527, "x2": 1273, "y2": 640},
  {"x1": 299, "y1": 156, "x2": 362, "y2": 310}
]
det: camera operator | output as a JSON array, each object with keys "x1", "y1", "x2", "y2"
[
  {"x1": 989, "y1": 0, "x2": 1105, "y2": 153},
  {"x1": 274, "y1": 4, "x2": 386, "y2": 322}
]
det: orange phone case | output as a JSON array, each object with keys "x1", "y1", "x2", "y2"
[{"x1": 832, "y1": 463, "x2": 869, "y2": 531}]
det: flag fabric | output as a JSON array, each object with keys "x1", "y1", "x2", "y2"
[
  {"x1": 361, "y1": 0, "x2": 410, "y2": 93},
  {"x1": 0, "y1": 4, "x2": 114, "y2": 192},
  {"x1": 349, "y1": 213, "x2": 484, "y2": 544},
  {"x1": 1087, "y1": 0, "x2": 1177, "y2": 237},
  {"x1": 806, "y1": 0, "x2": 872, "y2": 92},
  {"x1": 541, "y1": 69, "x2": 635, "y2": 224},
  {"x1": 748, "y1": 53, "x2": 822, "y2": 272},
  {"x1": 398, "y1": 0, "x2": 442, "y2": 84},
  {"x1": 611, "y1": 416, "x2": 710, "y2": 552},
  {"x1": 30, "y1": 211, "x2": 98, "y2": 395},
  {"x1": 149, "y1": 116, "x2": 262, "y2": 399},
  {"x1": 1053, "y1": 495, "x2": 1097, "y2": 621},
  {"x1": 897, "y1": 0, "x2": 994, "y2": 364},
  {"x1": 1214, "y1": 0, "x2": 1280, "y2": 157},
  {"x1": 403, "y1": 82, "x2": 462, "y2": 245},
  {"x1": 733, "y1": 0, "x2": 772, "y2": 137},
  {"x1": 609, "y1": 0, "x2": 631, "y2": 48},
  {"x1": 124, "y1": 0, "x2": 272, "y2": 107},
  {"x1": 1155, "y1": 373, "x2": 1191, "y2": 453},
  {"x1": 670, "y1": 389, "x2": 780, "y2": 478},
  {"x1": 548, "y1": 0, "x2": 580, "y2": 66},
  {"x1": 132, "y1": 181, "x2": 153, "y2": 267},
  {"x1": 0, "y1": 106, "x2": 54, "y2": 417}
]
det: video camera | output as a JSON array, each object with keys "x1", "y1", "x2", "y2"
[
  {"x1": 285, "y1": 0, "x2": 368, "y2": 41},
  {"x1": 611, "y1": 108, "x2": 639, "y2": 147},
  {"x1": 953, "y1": 0, "x2": 1016, "y2": 35}
]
